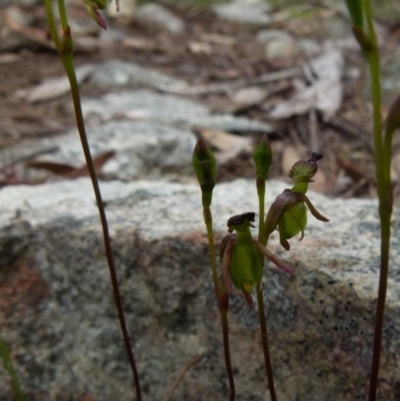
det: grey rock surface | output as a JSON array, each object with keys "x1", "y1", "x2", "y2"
[
  {"x1": 0, "y1": 178, "x2": 400, "y2": 401},
  {"x1": 81, "y1": 89, "x2": 273, "y2": 132}
]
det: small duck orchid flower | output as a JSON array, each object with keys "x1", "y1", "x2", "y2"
[{"x1": 220, "y1": 212, "x2": 292, "y2": 308}]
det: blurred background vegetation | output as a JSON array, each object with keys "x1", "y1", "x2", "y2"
[{"x1": 135, "y1": 0, "x2": 399, "y2": 24}]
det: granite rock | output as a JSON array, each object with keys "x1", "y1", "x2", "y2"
[{"x1": 0, "y1": 178, "x2": 399, "y2": 401}]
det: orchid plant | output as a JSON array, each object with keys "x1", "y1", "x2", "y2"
[
  {"x1": 345, "y1": 1, "x2": 400, "y2": 400},
  {"x1": 193, "y1": 137, "x2": 329, "y2": 401}
]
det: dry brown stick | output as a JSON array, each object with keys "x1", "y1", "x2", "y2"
[{"x1": 163, "y1": 355, "x2": 202, "y2": 401}]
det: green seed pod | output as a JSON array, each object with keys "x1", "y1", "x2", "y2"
[
  {"x1": 192, "y1": 139, "x2": 217, "y2": 208},
  {"x1": 253, "y1": 135, "x2": 272, "y2": 179}
]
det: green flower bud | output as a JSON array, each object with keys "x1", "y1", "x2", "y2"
[
  {"x1": 192, "y1": 139, "x2": 217, "y2": 208},
  {"x1": 345, "y1": 0, "x2": 364, "y2": 30},
  {"x1": 82, "y1": 0, "x2": 113, "y2": 29},
  {"x1": 253, "y1": 135, "x2": 272, "y2": 179}
]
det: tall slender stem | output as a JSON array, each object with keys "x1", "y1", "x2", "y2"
[
  {"x1": 204, "y1": 207, "x2": 221, "y2": 301},
  {"x1": 220, "y1": 302, "x2": 235, "y2": 401},
  {"x1": 44, "y1": 2, "x2": 142, "y2": 399},
  {"x1": 362, "y1": 1, "x2": 393, "y2": 400},
  {"x1": 61, "y1": 53, "x2": 143, "y2": 401},
  {"x1": 257, "y1": 178, "x2": 267, "y2": 246},
  {"x1": 204, "y1": 207, "x2": 235, "y2": 401},
  {"x1": 255, "y1": 176, "x2": 277, "y2": 401},
  {"x1": 256, "y1": 283, "x2": 277, "y2": 401}
]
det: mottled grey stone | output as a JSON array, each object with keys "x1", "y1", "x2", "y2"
[
  {"x1": 0, "y1": 178, "x2": 399, "y2": 401},
  {"x1": 136, "y1": 3, "x2": 185, "y2": 35},
  {"x1": 81, "y1": 89, "x2": 273, "y2": 133}
]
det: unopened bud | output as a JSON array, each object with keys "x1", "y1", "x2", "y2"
[
  {"x1": 83, "y1": 0, "x2": 112, "y2": 29},
  {"x1": 192, "y1": 139, "x2": 217, "y2": 208},
  {"x1": 253, "y1": 135, "x2": 272, "y2": 179}
]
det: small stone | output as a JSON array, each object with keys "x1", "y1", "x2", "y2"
[
  {"x1": 135, "y1": 3, "x2": 185, "y2": 35},
  {"x1": 231, "y1": 87, "x2": 268, "y2": 106},
  {"x1": 257, "y1": 29, "x2": 296, "y2": 59},
  {"x1": 213, "y1": 0, "x2": 270, "y2": 25}
]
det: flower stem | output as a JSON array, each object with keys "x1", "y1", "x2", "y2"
[
  {"x1": 256, "y1": 177, "x2": 267, "y2": 246},
  {"x1": 256, "y1": 283, "x2": 277, "y2": 401},
  {"x1": 44, "y1": 2, "x2": 142, "y2": 400},
  {"x1": 255, "y1": 177, "x2": 277, "y2": 401},
  {"x1": 203, "y1": 207, "x2": 235, "y2": 401},
  {"x1": 362, "y1": 1, "x2": 393, "y2": 400}
]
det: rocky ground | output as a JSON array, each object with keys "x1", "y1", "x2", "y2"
[{"x1": 1, "y1": 0, "x2": 400, "y2": 201}]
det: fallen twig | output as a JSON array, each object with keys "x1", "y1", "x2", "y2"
[{"x1": 163, "y1": 355, "x2": 202, "y2": 401}]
